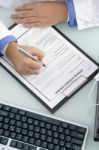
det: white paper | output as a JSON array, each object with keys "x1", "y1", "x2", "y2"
[{"x1": 0, "y1": 25, "x2": 98, "y2": 109}]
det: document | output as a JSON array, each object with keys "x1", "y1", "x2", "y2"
[{"x1": 0, "y1": 24, "x2": 98, "y2": 111}]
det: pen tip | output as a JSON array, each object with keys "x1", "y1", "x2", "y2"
[{"x1": 43, "y1": 64, "x2": 47, "y2": 67}]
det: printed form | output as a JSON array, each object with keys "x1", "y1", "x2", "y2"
[{"x1": 1, "y1": 25, "x2": 98, "y2": 109}]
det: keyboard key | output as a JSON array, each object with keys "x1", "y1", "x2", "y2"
[
  {"x1": 77, "y1": 126, "x2": 86, "y2": 134},
  {"x1": 27, "y1": 118, "x2": 33, "y2": 124},
  {"x1": 29, "y1": 138, "x2": 35, "y2": 144},
  {"x1": 9, "y1": 125, "x2": 15, "y2": 132},
  {"x1": 3, "y1": 130, "x2": 10, "y2": 137},
  {"x1": 10, "y1": 119, "x2": 16, "y2": 125},
  {"x1": 58, "y1": 127, "x2": 64, "y2": 133},
  {"x1": 59, "y1": 134, "x2": 65, "y2": 140},
  {"x1": 29, "y1": 145, "x2": 37, "y2": 150},
  {"x1": 21, "y1": 116, "x2": 27, "y2": 122},
  {"x1": 41, "y1": 141, "x2": 47, "y2": 148},
  {"x1": 34, "y1": 120, "x2": 39, "y2": 126},
  {"x1": 0, "y1": 110, "x2": 8, "y2": 117},
  {"x1": 40, "y1": 135, "x2": 46, "y2": 141},
  {"x1": 10, "y1": 132, "x2": 16, "y2": 139},
  {"x1": 0, "y1": 137, "x2": 8, "y2": 145},
  {"x1": 48, "y1": 143, "x2": 54, "y2": 149},
  {"x1": 66, "y1": 136, "x2": 71, "y2": 142},
  {"x1": 69, "y1": 124, "x2": 76, "y2": 130},
  {"x1": 72, "y1": 138, "x2": 83, "y2": 145},
  {"x1": 22, "y1": 144, "x2": 30, "y2": 150},
  {"x1": 0, "y1": 116, "x2": 3, "y2": 122},
  {"x1": 0, "y1": 104, "x2": 3, "y2": 109},
  {"x1": 19, "y1": 110, "x2": 26, "y2": 116},
  {"x1": 53, "y1": 138, "x2": 58, "y2": 145},
  {"x1": 54, "y1": 145, "x2": 60, "y2": 150},
  {"x1": 16, "y1": 141, "x2": 23, "y2": 149},
  {"x1": 35, "y1": 139, "x2": 41, "y2": 146},
  {"x1": 22, "y1": 136, "x2": 29, "y2": 142},
  {"x1": 3, "y1": 124, "x2": 9, "y2": 130},
  {"x1": 10, "y1": 140, "x2": 17, "y2": 148},
  {"x1": 71, "y1": 144, "x2": 81, "y2": 150},
  {"x1": 15, "y1": 127, "x2": 21, "y2": 133},
  {"x1": 39, "y1": 121, "x2": 45, "y2": 128},
  {"x1": 9, "y1": 113, "x2": 15, "y2": 119},
  {"x1": 16, "y1": 121, "x2": 22, "y2": 127},
  {"x1": 4, "y1": 118, "x2": 9, "y2": 124},
  {"x1": 11, "y1": 107, "x2": 18, "y2": 114},
  {"x1": 61, "y1": 122, "x2": 68, "y2": 128},
  {"x1": 65, "y1": 142, "x2": 71, "y2": 148},
  {"x1": 0, "y1": 123, "x2": 2, "y2": 128},
  {"x1": 3, "y1": 106, "x2": 10, "y2": 112},
  {"x1": 52, "y1": 125, "x2": 57, "y2": 131},
  {"x1": 15, "y1": 114, "x2": 21, "y2": 121},
  {"x1": 46, "y1": 123, "x2": 51, "y2": 130},
  {"x1": 16, "y1": 134, "x2": 22, "y2": 141},
  {"x1": 71, "y1": 131, "x2": 84, "y2": 139}
]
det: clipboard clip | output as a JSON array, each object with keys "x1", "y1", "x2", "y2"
[{"x1": 62, "y1": 76, "x2": 87, "y2": 97}]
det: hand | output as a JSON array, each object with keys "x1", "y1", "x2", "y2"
[
  {"x1": 6, "y1": 42, "x2": 45, "y2": 75},
  {"x1": 11, "y1": 2, "x2": 68, "y2": 28}
]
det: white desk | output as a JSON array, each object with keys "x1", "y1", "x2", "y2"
[{"x1": 0, "y1": 8, "x2": 99, "y2": 150}]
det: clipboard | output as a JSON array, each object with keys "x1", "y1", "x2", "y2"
[{"x1": 0, "y1": 24, "x2": 99, "y2": 112}]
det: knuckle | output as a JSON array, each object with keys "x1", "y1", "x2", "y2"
[
  {"x1": 27, "y1": 18, "x2": 32, "y2": 22},
  {"x1": 23, "y1": 4, "x2": 27, "y2": 9},
  {"x1": 22, "y1": 11, "x2": 26, "y2": 16},
  {"x1": 36, "y1": 3, "x2": 41, "y2": 8},
  {"x1": 16, "y1": 66, "x2": 22, "y2": 73}
]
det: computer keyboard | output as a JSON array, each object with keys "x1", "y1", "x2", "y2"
[{"x1": 0, "y1": 102, "x2": 88, "y2": 150}]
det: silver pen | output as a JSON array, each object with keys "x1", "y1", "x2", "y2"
[{"x1": 17, "y1": 47, "x2": 47, "y2": 67}]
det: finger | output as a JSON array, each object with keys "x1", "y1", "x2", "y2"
[
  {"x1": 13, "y1": 18, "x2": 40, "y2": 24},
  {"x1": 11, "y1": 10, "x2": 35, "y2": 19},
  {"x1": 28, "y1": 69, "x2": 40, "y2": 75},
  {"x1": 19, "y1": 68, "x2": 40, "y2": 75},
  {"x1": 24, "y1": 68, "x2": 40, "y2": 75},
  {"x1": 20, "y1": 45, "x2": 45, "y2": 61},
  {"x1": 23, "y1": 22, "x2": 44, "y2": 28},
  {"x1": 16, "y1": 3, "x2": 34, "y2": 11},
  {"x1": 29, "y1": 47, "x2": 45, "y2": 61},
  {"x1": 27, "y1": 59, "x2": 43, "y2": 70}
]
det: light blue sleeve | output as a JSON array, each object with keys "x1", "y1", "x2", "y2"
[
  {"x1": 65, "y1": 0, "x2": 77, "y2": 27},
  {"x1": 0, "y1": 35, "x2": 16, "y2": 56}
]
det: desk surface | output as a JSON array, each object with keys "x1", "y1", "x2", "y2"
[{"x1": 0, "y1": 8, "x2": 99, "y2": 150}]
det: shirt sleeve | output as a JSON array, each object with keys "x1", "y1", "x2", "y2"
[
  {"x1": 0, "y1": 20, "x2": 16, "y2": 55},
  {"x1": 65, "y1": 0, "x2": 77, "y2": 27},
  {"x1": 73, "y1": 0, "x2": 99, "y2": 30}
]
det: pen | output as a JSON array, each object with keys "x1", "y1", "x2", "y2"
[
  {"x1": 94, "y1": 82, "x2": 99, "y2": 141},
  {"x1": 17, "y1": 47, "x2": 47, "y2": 67}
]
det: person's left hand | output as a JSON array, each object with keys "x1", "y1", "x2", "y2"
[{"x1": 11, "y1": 2, "x2": 68, "y2": 28}]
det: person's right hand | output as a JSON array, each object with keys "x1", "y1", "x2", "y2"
[{"x1": 6, "y1": 42, "x2": 45, "y2": 75}]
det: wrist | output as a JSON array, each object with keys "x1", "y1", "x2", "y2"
[
  {"x1": 6, "y1": 42, "x2": 18, "y2": 60},
  {"x1": 56, "y1": 3, "x2": 68, "y2": 23}
]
